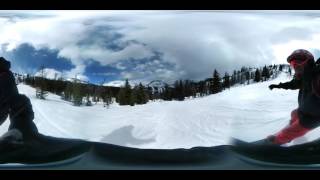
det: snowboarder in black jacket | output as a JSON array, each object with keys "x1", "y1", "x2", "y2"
[
  {"x1": 0, "y1": 57, "x2": 38, "y2": 142},
  {"x1": 264, "y1": 49, "x2": 320, "y2": 145}
]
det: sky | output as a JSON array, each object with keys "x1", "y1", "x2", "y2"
[{"x1": 1, "y1": 10, "x2": 320, "y2": 85}]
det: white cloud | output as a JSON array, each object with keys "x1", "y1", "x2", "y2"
[
  {"x1": 1, "y1": 11, "x2": 320, "y2": 83},
  {"x1": 92, "y1": 72, "x2": 117, "y2": 76},
  {"x1": 0, "y1": 11, "x2": 155, "y2": 80}
]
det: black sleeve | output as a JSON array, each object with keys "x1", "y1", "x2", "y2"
[
  {"x1": 0, "y1": 71, "x2": 19, "y2": 114},
  {"x1": 278, "y1": 78, "x2": 301, "y2": 90},
  {"x1": 0, "y1": 73, "x2": 10, "y2": 125}
]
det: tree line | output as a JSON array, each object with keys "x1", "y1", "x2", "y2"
[{"x1": 19, "y1": 64, "x2": 290, "y2": 107}]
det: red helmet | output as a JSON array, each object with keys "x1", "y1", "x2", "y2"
[
  {"x1": 287, "y1": 49, "x2": 314, "y2": 63},
  {"x1": 287, "y1": 49, "x2": 314, "y2": 79}
]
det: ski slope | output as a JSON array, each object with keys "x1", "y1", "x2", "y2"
[{"x1": 1, "y1": 72, "x2": 319, "y2": 149}]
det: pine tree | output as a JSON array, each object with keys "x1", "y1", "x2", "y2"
[
  {"x1": 261, "y1": 65, "x2": 270, "y2": 81},
  {"x1": 254, "y1": 69, "x2": 261, "y2": 82},
  {"x1": 245, "y1": 71, "x2": 250, "y2": 85},
  {"x1": 288, "y1": 66, "x2": 292, "y2": 76},
  {"x1": 240, "y1": 67, "x2": 247, "y2": 84},
  {"x1": 184, "y1": 80, "x2": 192, "y2": 98},
  {"x1": 223, "y1": 72, "x2": 230, "y2": 89},
  {"x1": 117, "y1": 88, "x2": 126, "y2": 105},
  {"x1": 135, "y1": 83, "x2": 148, "y2": 104},
  {"x1": 162, "y1": 84, "x2": 173, "y2": 100},
  {"x1": 212, "y1": 69, "x2": 222, "y2": 94},
  {"x1": 198, "y1": 80, "x2": 206, "y2": 97},
  {"x1": 63, "y1": 82, "x2": 73, "y2": 101},
  {"x1": 85, "y1": 92, "x2": 92, "y2": 106},
  {"x1": 72, "y1": 79, "x2": 83, "y2": 106},
  {"x1": 250, "y1": 71, "x2": 255, "y2": 80},
  {"x1": 35, "y1": 65, "x2": 48, "y2": 100},
  {"x1": 231, "y1": 70, "x2": 236, "y2": 86},
  {"x1": 117, "y1": 79, "x2": 133, "y2": 105},
  {"x1": 190, "y1": 82, "x2": 197, "y2": 98},
  {"x1": 173, "y1": 80, "x2": 184, "y2": 100},
  {"x1": 279, "y1": 64, "x2": 283, "y2": 71},
  {"x1": 104, "y1": 88, "x2": 113, "y2": 108}
]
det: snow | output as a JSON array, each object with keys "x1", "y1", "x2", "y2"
[
  {"x1": 1, "y1": 72, "x2": 319, "y2": 149},
  {"x1": 103, "y1": 80, "x2": 125, "y2": 87},
  {"x1": 34, "y1": 68, "x2": 62, "y2": 80}
]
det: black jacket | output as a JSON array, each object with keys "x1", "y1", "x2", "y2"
[
  {"x1": 0, "y1": 58, "x2": 19, "y2": 125},
  {"x1": 277, "y1": 63, "x2": 320, "y2": 128}
]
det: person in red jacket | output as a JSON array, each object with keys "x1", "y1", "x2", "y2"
[{"x1": 258, "y1": 49, "x2": 320, "y2": 145}]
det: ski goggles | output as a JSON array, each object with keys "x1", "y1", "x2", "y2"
[{"x1": 289, "y1": 59, "x2": 308, "y2": 69}]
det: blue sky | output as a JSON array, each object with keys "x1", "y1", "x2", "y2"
[{"x1": 0, "y1": 11, "x2": 320, "y2": 85}]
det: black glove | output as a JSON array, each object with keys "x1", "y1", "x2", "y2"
[{"x1": 269, "y1": 84, "x2": 279, "y2": 90}]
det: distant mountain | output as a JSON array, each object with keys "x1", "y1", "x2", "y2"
[
  {"x1": 147, "y1": 80, "x2": 169, "y2": 94},
  {"x1": 34, "y1": 68, "x2": 63, "y2": 80},
  {"x1": 34, "y1": 68, "x2": 90, "y2": 84},
  {"x1": 103, "y1": 80, "x2": 125, "y2": 87}
]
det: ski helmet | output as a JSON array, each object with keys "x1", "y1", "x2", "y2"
[
  {"x1": 287, "y1": 49, "x2": 314, "y2": 79},
  {"x1": 287, "y1": 49, "x2": 314, "y2": 63}
]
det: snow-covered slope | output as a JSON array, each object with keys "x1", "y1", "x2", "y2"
[
  {"x1": 1, "y1": 72, "x2": 318, "y2": 149},
  {"x1": 34, "y1": 68, "x2": 63, "y2": 80}
]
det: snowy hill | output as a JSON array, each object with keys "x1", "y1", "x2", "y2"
[
  {"x1": 147, "y1": 80, "x2": 168, "y2": 94},
  {"x1": 34, "y1": 68, "x2": 63, "y2": 80},
  {"x1": 1, "y1": 72, "x2": 318, "y2": 149},
  {"x1": 34, "y1": 68, "x2": 89, "y2": 84},
  {"x1": 103, "y1": 80, "x2": 125, "y2": 87}
]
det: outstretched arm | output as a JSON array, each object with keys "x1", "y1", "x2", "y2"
[{"x1": 269, "y1": 78, "x2": 301, "y2": 90}]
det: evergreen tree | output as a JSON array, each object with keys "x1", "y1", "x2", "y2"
[
  {"x1": 288, "y1": 66, "x2": 292, "y2": 76},
  {"x1": 173, "y1": 80, "x2": 184, "y2": 100},
  {"x1": 223, "y1": 72, "x2": 230, "y2": 89},
  {"x1": 254, "y1": 69, "x2": 261, "y2": 82},
  {"x1": 72, "y1": 79, "x2": 83, "y2": 106},
  {"x1": 184, "y1": 80, "x2": 192, "y2": 98},
  {"x1": 85, "y1": 94, "x2": 92, "y2": 106},
  {"x1": 117, "y1": 79, "x2": 133, "y2": 105},
  {"x1": 240, "y1": 67, "x2": 247, "y2": 84},
  {"x1": 250, "y1": 71, "x2": 255, "y2": 80},
  {"x1": 103, "y1": 87, "x2": 113, "y2": 108},
  {"x1": 231, "y1": 70, "x2": 237, "y2": 86},
  {"x1": 245, "y1": 71, "x2": 250, "y2": 85},
  {"x1": 135, "y1": 83, "x2": 148, "y2": 104},
  {"x1": 35, "y1": 65, "x2": 48, "y2": 100},
  {"x1": 162, "y1": 84, "x2": 173, "y2": 100},
  {"x1": 63, "y1": 82, "x2": 73, "y2": 101},
  {"x1": 130, "y1": 87, "x2": 137, "y2": 106},
  {"x1": 117, "y1": 88, "x2": 126, "y2": 105},
  {"x1": 261, "y1": 65, "x2": 270, "y2": 81},
  {"x1": 198, "y1": 80, "x2": 206, "y2": 97},
  {"x1": 212, "y1": 69, "x2": 222, "y2": 94}
]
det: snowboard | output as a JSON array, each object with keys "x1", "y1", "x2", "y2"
[
  {"x1": 0, "y1": 130, "x2": 91, "y2": 164},
  {"x1": 230, "y1": 137, "x2": 320, "y2": 165},
  {"x1": 231, "y1": 137, "x2": 280, "y2": 147}
]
